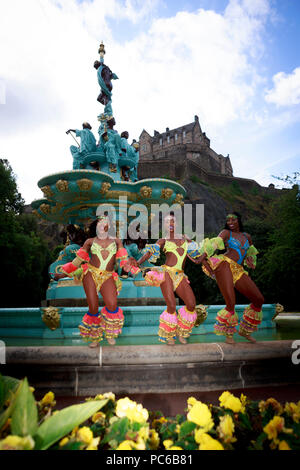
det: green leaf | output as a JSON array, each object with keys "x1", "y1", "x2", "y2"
[
  {"x1": 238, "y1": 412, "x2": 252, "y2": 430},
  {"x1": 34, "y1": 399, "x2": 108, "y2": 450},
  {"x1": 11, "y1": 377, "x2": 38, "y2": 437},
  {"x1": 179, "y1": 421, "x2": 197, "y2": 439},
  {"x1": 105, "y1": 417, "x2": 129, "y2": 445},
  {"x1": 0, "y1": 374, "x2": 4, "y2": 409},
  {"x1": 3, "y1": 376, "x2": 20, "y2": 402},
  {"x1": 0, "y1": 379, "x2": 23, "y2": 430},
  {"x1": 0, "y1": 375, "x2": 20, "y2": 411}
]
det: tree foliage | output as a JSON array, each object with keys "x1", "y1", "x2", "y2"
[{"x1": 0, "y1": 159, "x2": 51, "y2": 307}]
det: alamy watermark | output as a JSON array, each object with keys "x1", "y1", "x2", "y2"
[
  {"x1": 291, "y1": 340, "x2": 300, "y2": 365},
  {"x1": 0, "y1": 340, "x2": 5, "y2": 364},
  {"x1": 96, "y1": 198, "x2": 204, "y2": 243}
]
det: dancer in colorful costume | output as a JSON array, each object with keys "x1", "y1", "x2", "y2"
[
  {"x1": 57, "y1": 215, "x2": 139, "y2": 347},
  {"x1": 137, "y1": 213, "x2": 206, "y2": 345},
  {"x1": 199, "y1": 212, "x2": 264, "y2": 344}
]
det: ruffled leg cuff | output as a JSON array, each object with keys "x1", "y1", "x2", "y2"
[
  {"x1": 79, "y1": 311, "x2": 103, "y2": 343},
  {"x1": 177, "y1": 306, "x2": 197, "y2": 338},
  {"x1": 101, "y1": 306, "x2": 124, "y2": 339},
  {"x1": 158, "y1": 310, "x2": 177, "y2": 343},
  {"x1": 239, "y1": 304, "x2": 262, "y2": 337},
  {"x1": 214, "y1": 307, "x2": 238, "y2": 338}
]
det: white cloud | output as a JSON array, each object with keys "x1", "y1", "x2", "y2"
[
  {"x1": 0, "y1": 79, "x2": 5, "y2": 104},
  {"x1": 0, "y1": 0, "x2": 275, "y2": 203},
  {"x1": 265, "y1": 67, "x2": 300, "y2": 107}
]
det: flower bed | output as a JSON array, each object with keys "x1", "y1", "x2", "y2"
[{"x1": 0, "y1": 374, "x2": 299, "y2": 450}]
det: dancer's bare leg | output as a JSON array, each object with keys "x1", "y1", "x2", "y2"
[
  {"x1": 100, "y1": 277, "x2": 118, "y2": 345},
  {"x1": 214, "y1": 262, "x2": 237, "y2": 344},
  {"x1": 160, "y1": 273, "x2": 177, "y2": 345},
  {"x1": 82, "y1": 272, "x2": 100, "y2": 348}
]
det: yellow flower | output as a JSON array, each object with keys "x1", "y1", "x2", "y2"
[
  {"x1": 116, "y1": 397, "x2": 148, "y2": 423},
  {"x1": 135, "y1": 437, "x2": 146, "y2": 450},
  {"x1": 169, "y1": 446, "x2": 183, "y2": 450},
  {"x1": 284, "y1": 402, "x2": 300, "y2": 423},
  {"x1": 187, "y1": 402, "x2": 214, "y2": 431},
  {"x1": 278, "y1": 440, "x2": 291, "y2": 450},
  {"x1": 194, "y1": 428, "x2": 205, "y2": 443},
  {"x1": 29, "y1": 386, "x2": 35, "y2": 393},
  {"x1": 148, "y1": 429, "x2": 160, "y2": 450},
  {"x1": 217, "y1": 415, "x2": 237, "y2": 444},
  {"x1": 259, "y1": 398, "x2": 283, "y2": 415},
  {"x1": 152, "y1": 417, "x2": 168, "y2": 427},
  {"x1": 139, "y1": 426, "x2": 149, "y2": 441},
  {"x1": 76, "y1": 427, "x2": 94, "y2": 445},
  {"x1": 117, "y1": 440, "x2": 136, "y2": 450},
  {"x1": 86, "y1": 437, "x2": 100, "y2": 450},
  {"x1": 92, "y1": 411, "x2": 106, "y2": 424},
  {"x1": 219, "y1": 391, "x2": 242, "y2": 413},
  {"x1": 187, "y1": 396, "x2": 198, "y2": 410},
  {"x1": 240, "y1": 394, "x2": 247, "y2": 413},
  {"x1": 59, "y1": 437, "x2": 69, "y2": 447},
  {"x1": 264, "y1": 416, "x2": 284, "y2": 440},
  {"x1": 197, "y1": 433, "x2": 224, "y2": 451},
  {"x1": 175, "y1": 424, "x2": 181, "y2": 434},
  {"x1": 40, "y1": 391, "x2": 56, "y2": 406},
  {"x1": 0, "y1": 435, "x2": 35, "y2": 450},
  {"x1": 93, "y1": 392, "x2": 115, "y2": 401},
  {"x1": 163, "y1": 439, "x2": 174, "y2": 449}
]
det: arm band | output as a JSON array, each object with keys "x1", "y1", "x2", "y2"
[
  {"x1": 116, "y1": 248, "x2": 128, "y2": 260},
  {"x1": 187, "y1": 241, "x2": 201, "y2": 259},
  {"x1": 199, "y1": 236, "x2": 225, "y2": 257},
  {"x1": 244, "y1": 245, "x2": 259, "y2": 268}
]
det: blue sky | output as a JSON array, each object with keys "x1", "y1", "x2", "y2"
[{"x1": 0, "y1": 0, "x2": 299, "y2": 203}]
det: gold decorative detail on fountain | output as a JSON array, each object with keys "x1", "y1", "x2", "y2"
[
  {"x1": 174, "y1": 193, "x2": 184, "y2": 205},
  {"x1": 56, "y1": 179, "x2": 69, "y2": 192},
  {"x1": 41, "y1": 307, "x2": 60, "y2": 330},
  {"x1": 77, "y1": 178, "x2": 93, "y2": 191},
  {"x1": 41, "y1": 185, "x2": 54, "y2": 199},
  {"x1": 40, "y1": 203, "x2": 51, "y2": 215},
  {"x1": 194, "y1": 304, "x2": 208, "y2": 327},
  {"x1": 161, "y1": 188, "x2": 173, "y2": 199},
  {"x1": 140, "y1": 186, "x2": 152, "y2": 198},
  {"x1": 51, "y1": 203, "x2": 63, "y2": 214},
  {"x1": 100, "y1": 182, "x2": 111, "y2": 195},
  {"x1": 272, "y1": 303, "x2": 284, "y2": 321}
]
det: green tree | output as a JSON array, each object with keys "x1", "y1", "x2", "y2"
[
  {"x1": 256, "y1": 187, "x2": 300, "y2": 311},
  {"x1": 0, "y1": 159, "x2": 24, "y2": 214},
  {"x1": 0, "y1": 159, "x2": 51, "y2": 307}
]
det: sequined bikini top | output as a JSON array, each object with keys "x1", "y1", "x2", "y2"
[
  {"x1": 227, "y1": 232, "x2": 250, "y2": 265},
  {"x1": 164, "y1": 239, "x2": 188, "y2": 270},
  {"x1": 90, "y1": 240, "x2": 117, "y2": 270}
]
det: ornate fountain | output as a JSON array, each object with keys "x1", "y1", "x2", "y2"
[{"x1": 31, "y1": 42, "x2": 186, "y2": 309}]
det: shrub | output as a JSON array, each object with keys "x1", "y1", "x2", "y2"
[{"x1": 1, "y1": 375, "x2": 299, "y2": 450}]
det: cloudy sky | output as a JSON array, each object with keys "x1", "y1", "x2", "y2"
[{"x1": 0, "y1": 0, "x2": 299, "y2": 204}]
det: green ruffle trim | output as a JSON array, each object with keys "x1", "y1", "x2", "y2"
[
  {"x1": 199, "y1": 236, "x2": 225, "y2": 257},
  {"x1": 244, "y1": 245, "x2": 259, "y2": 268}
]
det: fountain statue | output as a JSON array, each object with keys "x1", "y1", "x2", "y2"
[{"x1": 31, "y1": 42, "x2": 186, "y2": 311}]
